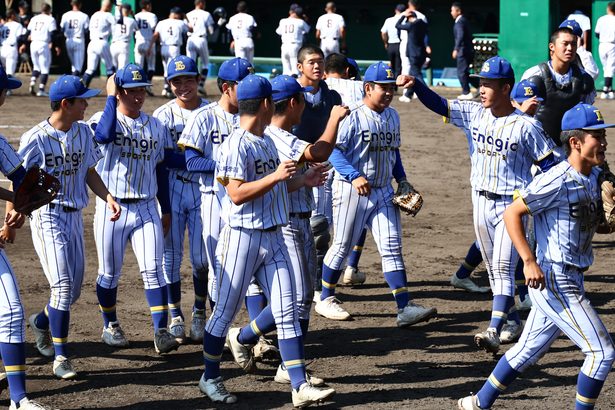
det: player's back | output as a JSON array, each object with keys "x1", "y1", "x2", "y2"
[
  {"x1": 61, "y1": 10, "x2": 88, "y2": 39},
  {"x1": 277, "y1": 17, "x2": 309, "y2": 44},
  {"x1": 156, "y1": 18, "x2": 187, "y2": 45},
  {"x1": 1, "y1": 21, "x2": 25, "y2": 46},
  {"x1": 89, "y1": 10, "x2": 114, "y2": 41},
  {"x1": 228, "y1": 13, "x2": 256, "y2": 39},
  {"x1": 187, "y1": 9, "x2": 213, "y2": 37},
  {"x1": 112, "y1": 16, "x2": 136, "y2": 42},
  {"x1": 596, "y1": 14, "x2": 615, "y2": 42},
  {"x1": 316, "y1": 13, "x2": 344, "y2": 39},
  {"x1": 28, "y1": 13, "x2": 56, "y2": 42},
  {"x1": 134, "y1": 10, "x2": 157, "y2": 42},
  {"x1": 325, "y1": 77, "x2": 363, "y2": 105}
]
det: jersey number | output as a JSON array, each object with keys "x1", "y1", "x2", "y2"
[
  {"x1": 138, "y1": 19, "x2": 148, "y2": 29},
  {"x1": 1, "y1": 29, "x2": 9, "y2": 40},
  {"x1": 284, "y1": 24, "x2": 295, "y2": 34},
  {"x1": 327, "y1": 19, "x2": 332, "y2": 28},
  {"x1": 167, "y1": 26, "x2": 173, "y2": 36},
  {"x1": 35, "y1": 22, "x2": 44, "y2": 31},
  {"x1": 121, "y1": 24, "x2": 127, "y2": 34},
  {"x1": 69, "y1": 19, "x2": 79, "y2": 29}
]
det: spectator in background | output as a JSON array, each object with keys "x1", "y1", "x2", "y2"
[
  {"x1": 381, "y1": 4, "x2": 405, "y2": 78},
  {"x1": 595, "y1": 2, "x2": 615, "y2": 99},
  {"x1": 566, "y1": 9, "x2": 591, "y2": 48},
  {"x1": 17, "y1": 1, "x2": 31, "y2": 27},
  {"x1": 398, "y1": 0, "x2": 429, "y2": 102},
  {"x1": 451, "y1": 2, "x2": 476, "y2": 100},
  {"x1": 396, "y1": 9, "x2": 427, "y2": 101}
]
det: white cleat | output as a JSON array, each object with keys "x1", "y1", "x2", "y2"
[
  {"x1": 199, "y1": 375, "x2": 238, "y2": 404},
  {"x1": 29, "y1": 84, "x2": 35, "y2": 95},
  {"x1": 609, "y1": 91, "x2": 615, "y2": 100},
  {"x1": 169, "y1": 316, "x2": 186, "y2": 344},
  {"x1": 53, "y1": 355, "x2": 77, "y2": 380},
  {"x1": 315, "y1": 296, "x2": 351, "y2": 320},
  {"x1": 9, "y1": 398, "x2": 48, "y2": 410},
  {"x1": 342, "y1": 266, "x2": 366, "y2": 285},
  {"x1": 101, "y1": 321, "x2": 129, "y2": 348},
  {"x1": 601, "y1": 91, "x2": 609, "y2": 100},
  {"x1": 189, "y1": 309, "x2": 206, "y2": 342},
  {"x1": 397, "y1": 302, "x2": 437, "y2": 327},
  {"x1": 451, "y1": 275, "x2": 490, "y2": 293},
  {"x1": 292, "y1": 383, "x2": 335, "y2": 408},
  {"x1": 274, "y1": 364, "x2": 325, "y2": 387},
  {"x1": 500, "y1": 321, "x2": 523, "y2": 344},
  {"x1": 28, "y1": 314, "x2": 54, "y2": 357},
  {"x1": 36, "y1": 90, "x2": 49, "y2": 97},
  {"x1": 516, "y1": 296, "x2": 532, "y2": 311},
  {"x1": 154, "y1": 329, "x2": 180, "y2": 354},
  {"x1": 312, "y1": 291, "x2": 321, "y2": 304},
  {"x1": 226, "y1": 327, "x2": 256, "y2": 373},
  {"x1": 458, "y1": 394, "x2": 486, "y2": 410},
  {"x1": 398, "y1": 95, "x2": 411, "y2": 103},
  {"x1": 474, "y1": 328, "x2": 500, "y2": 353}
]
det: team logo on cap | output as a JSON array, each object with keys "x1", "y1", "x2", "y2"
[
  {"x1": 131, "y1": 70, "x2": 142, "y2": 81},
  {"x1": 482, "y1": 62, "x2": 490, "y2": 72},
  {"x1": 175, "y1": 61, "x2": 186, "y2": 71},
  {"x1": 247, "y1": 66, "x2": 255, "y2": 74},
  {"x1": 524, "y1": 87, "x2": 534, "y2": 97},
  {"x1": 595, "y1": 110, "x2": 604, "y2": 122},
  {"x1": 385, "y1": 68, "x2": 394, "y2": 79}
]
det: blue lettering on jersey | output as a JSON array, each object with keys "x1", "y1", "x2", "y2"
[
  {"x1": 255, "y1": 158, "x2": 281, "y2": 175},
  {"x1": 569, "y1": 200, "x2": 601, "y2": 232}
]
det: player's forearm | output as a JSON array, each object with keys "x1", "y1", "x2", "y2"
[
  {"x1": 155, "y1": 163, "x2": 171, "y2": 214},
  {"x1": 329, "y1": 148, "x2": 361, "y2": 182},
  {"x1": 412, "y1": 79, "x2": 448, "y2": 117},
  {"x1": 163, "y1": 149, "x2": 187, "y2": 170},
  {"x1": 225, "y1": 175, "x2": 280, "y2": 205},
  {"x1": 305, "y1": 115, "x2": 343, "y2": 162},
  {"x1": 503, "y1": 200, "x2": 535, "y2": 264},
  {"x1": 6, "y1": 165, "x2": 26, "y2": 192},
  {"x1": 392, "y1": 149, "x2": 407, "y2": 182},
  {"x1": 86, "y1": 168, "x2": 114, "y2": 203},
  {"x1": 185, "y1": 148, "x2": 216, "y2": 173},
  {"x1": 286, "y1": 175, "x2": 304, "y2": 193},
  {"x1": 94, "y1": 96, "x2": 118, "y2": 144}
]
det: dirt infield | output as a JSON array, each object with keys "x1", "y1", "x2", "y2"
[{"x1": 2, "y1": 75, "x2": 615, "y2": 409}]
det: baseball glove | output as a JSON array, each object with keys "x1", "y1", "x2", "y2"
[
  {"x1": 392, "y1": 179, "x2": 423, "y2": 217},
  {"x1": 598, "y1": 161, "x2": 615, "y2": 234},
  {"x1": 13, "y1": 166, "x2": 61, "y2": 216}
]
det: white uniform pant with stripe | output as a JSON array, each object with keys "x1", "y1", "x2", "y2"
[
  {"x1": 201, "y1": 189, "x2": 225, "y2": 303},
  {"x1": 505, "y1": 261, "x2": 615, "y2": 381},
  {"x1": 65, "y1": 38, "x2": 85, "y2": 73},
  {"x1": 86, "y1": 39, "x2": 114, "y2": 75},
  {"x1": 94, "y1": 198, "x2": 165, "y2": 290},
  {"x1": 135, "y1": 40, "x2": 156, "y2": 73},
  {"x1": 30, "y1": 40, "x2": 51, "y2": 74},
  {"x1": 0, "y1": 45, "x2": 18, "y2": 75},
  {"x1": 110, "y1": 41, "x2": 130, "y2": 72},
  {"x1": 233, "y1": 37, "x2": 254, "y2": 63},
  {"x1": 283, "y1": 215, "x2": 316, "y2": 320},
  {"x1": 311, "y1": 168, "x2": 334, "y2": 224},
  {"x1": 0, "y1": 250, "x2": 25, "y2": 343},
  {"x1": 320, "y1": 38, "x2": 339, "y2": 57},
  {"x1": 324, "y1": 180, "x2": 405, "y2": 272},
  {"x1": 187, "y1": 36, "x2": 210, "y2": 71},
  {"x1": 161, "y1": 45, "x2": 181, "y2": 77},
  {"x1": 206, "y1": 225, "x2": 301, "y2": 340},
  {"x1": 281, "y1": 43, "x2": 301, "y2": 76},
  {"x1": 31, "y1": 205, "x2": 85, "y2": 311},
  {"x1": 599, "y1": 42, "x2": 615, "y2": 78}
]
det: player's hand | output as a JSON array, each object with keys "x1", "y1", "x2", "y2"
[
  {"x1": 5, "y1": 210, "x2": 25, "y2": 229},
  {"x1": 523, "y1": 260, "x2": 545, "y2": 290},
  {"x1": 396, "y1": 74, "x2": 415, "y2": 89},
  {"x1": 452, "y1": 49, "x2": 458, "y2": 60},
  {"x1": 55, "y1": 46, "x2": 61, "y2": 56},
  {"x1": 273, "y1": 160, "x2": 297, "y2": 182},
  {"x1": 519, "y1": 96, "x2": 540, "y2": 114},
  {"x1": 106, "y1": 74, "x2": 117, "y2": 97},
  {"x1": 426, "y1": 46, "x2": 432, "y2": 55},
  {"x1": 106, "y1": 197, "x2": 121, "y2": 222},
  {"x1": 0, "y1": 224, "x2": 16, "y2": 244},
  {"x1": 18, "y1": 44, "x2": 25, "y2": 54},
  {"x1": 352, "y1": 176, "x2": 371, "y2": 196},
  {"x1": 303, "y1": 164, "x2": 327, "y2": 188},
  {"x1": 161, "y1": 213, "x2": 171, "y2": 236},
  {"x1": 330, "y1": 105, "x2": 350, "y2": 122}
]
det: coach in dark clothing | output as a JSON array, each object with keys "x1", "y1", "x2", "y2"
[
  {"x1": 451, "y1": 2, "x2": 475, "y2": 100},
  {"x1": 396, "y1": 10, "x2": 427, "y2": 98}
]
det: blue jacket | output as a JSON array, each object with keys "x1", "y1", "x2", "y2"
[
  {"x1": 292, "y1": 80, "x2": 342, "y2": 144},
  {"x1": 454, "y1": 15, "x2": 473, "y2": 57}
]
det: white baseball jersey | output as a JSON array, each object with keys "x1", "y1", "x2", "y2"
[
  {"x1": 446, "y1": 101, "x2": 555, "y2": 195},
  {"x1": 325, "y1": 77, "x2": 364, "y2": 105},
  {"x1": 187, "y1": 8, "x2": 214, "y2": 38},
  {"x1": 89, "y1": 10, "x2": 115, "y2": 41},
  {"x1": 112, "y1": 16, "x2": 137, "y2": 42},
  {"x1": 276, "y1": 17, "x2": 310, "y2": 44},
  {"x1": 0, "y1": 21, "x2": 26, "y2": 47},
  {"x1": 316, "y1": 13, "x2": 345, "y2": 39},
  {"x1": 380, "y1": 15, "x2": 401, "y2": 43},
  {"x1": 18, "y1": 121, "x2": 100, "y2": 209},
  {"x1": 135, "y1": 10, "x2": 157, "y2": 43},
  {"x1": 88, "y1": 111, "x2": 171, "y2": 200},
  {"x1": 227, "y1": 12, "x2": 256, "y2": 40},
  {"x1": 156, "y1": 18, "x2": 188, "y2": 46},
  {"x1": 595, "y1": 14, "x2": 615, "y2": 43},
  {"x1": 60, "y1": 10, "x2": 89, "y2": 40},
  {"x1": 216, "y1": 129, "x2": 289, "y2": 229},
  {"x1": 27, "y1": 13, "x2": 56, "y2": 43}
]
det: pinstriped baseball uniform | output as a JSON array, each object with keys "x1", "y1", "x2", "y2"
[
  {"x1": 153, "y1": 98, "x2": 209, "y2": 289},
  {"x1": 110, "y1": 16, "x2": 137, "y2": 70},
  {"x1": 276, "y1": 17, "x2": 310, "y2": 76},
  {"x1": 134, "y1": 10, "x2": 157, "y2": 72},
  {"x1": 446, "y1": 100, "x2": 555, "y2": 296},
  {"x1": 155, "y1": 18, "x2": 189, "y2": 79},
  {"x1": 227, "y1": 12, "x2": 257, "y2": 63},
  {"x1": 27, "y1": 13, "x2": 56, "y2": 75},
  {"x1": 19, "y1": 121, "x2": 101, "y2": 311},
  {"x1": 0, "y1": 21, "x2": 26, "y2": 75},
  {"x1": 186, "y1": 9, "x2": 215, "y2": 72},
  {"x1": 60, "y1": 10, "x2": 89, "y2": 74},
  {"x1": 316, "y1": 13, "x2": 344, "y2": 57},
  {"x1": 85, "y1": 11, "x2": 116, "y2": 76}
]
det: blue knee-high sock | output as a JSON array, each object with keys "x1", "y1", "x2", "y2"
[
  {"x1": 97, "y1": 284, "x2": 118, "y2": 327},
  {"x1": 507, "y1": 305, "x2": 521, "y2": 325},
  {"x1": 347, "y1": 229, "x2": 367, "y2": 269},
  {"x1": 278, "y1": 337, "x2": 307, "y2": 390},
  {"x1": 0, "y1": 342, "x2": 26, "y2": 405},
  {"x1": 193, "y1": 273, "x2": 208, "y2": 311},
  {"x1": 321, "y1": 264, "x2": 342, "y2": 300},
  {"x1": 515, "y1": 259, "x2": 529, "y2": 302},
  {"x1": 144, "y1": 287, "x2": 169, "y2": 331},
  {"x1": 299, "y1": 319, "x2": 309, "y2": 342},
  {"x1": 47, "y1": 306, "x2": 70, "y2": 358},
  {"x1": 82, "y1": 72, "x2": 92, "y2": 87},
  {"x1": 476, "y1": 357, "x2": 520, "y2": 409},
  {"x1": 39, "y1": 74, "x2": 48, "y2": 88},
  {"x1": 576, "y1": 372, "x2": 606, "y2": 409},
  {"x1": 245, "y1": 294, "x2": 267, "y2": 321},
  {"x1": 203, "y1": 332, "x2": 225, "y2": 380},
  {"x1": 33, "y1": 305, "x2": 49, "y2": 329},
  {"x1": 455, "y1": 242, "x2": 483, "y2": 279},
  {"x1": 384, "y1": 270, "x2": 410, "y2": 309},
  {"x1": 489, "y1": 295, "x2": 513, "y2": 332},
  {"x1": 238, "y1": 305, "x2": 275, "y2": 345},
  {"x1": 167, "y1": 281, "x2": 183, "y2": 320}
]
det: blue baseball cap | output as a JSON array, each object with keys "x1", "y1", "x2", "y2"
[
  {"x1": 218, "y1": 57, "x2": 253, "y2": 82},
  {"x1": 271, "y1": 75, "x2": 312, "y2": 101},
  {"x1": 0, "y1": 65, "x2": 21, "y2": 91},
  {"x1": 115, "y1": 63, "x2": 151, "y2": 88},
  {"x1": 167, "y1": 55, "x2": 198, "y2": 80},
  {"x1": 237, "y1": 74, "x2": 275, "y2": 101},
  {"x1": 559, "y1": 19, "x2": 583, "y2": 37},
  {"x1": 471, "y1": 56, "x2": 515, "y2": 80},
  {"x1": 561, "y1": 103, "x2": 615, "y2": 132},
  {"x1": 363, "y1": 62, "x2": 396, "y2": 83},
  {"x1": 49, "y1": 75, "x2": 100, "y2": 102},
  {"x1": 511, "y1": 79, "x2": 544, "y2": 102}
]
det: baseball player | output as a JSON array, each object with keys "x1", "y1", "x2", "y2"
[
  {"x1": 459, "y1": 102, "x2": 615, "y2": 410},
  {"x1": 27, "y1": 3, "x2": 59, "y2": 97},
  {"x1": 595, "y1": 3, "x2": 615, "y2": 99},
  {"x1": 134, "y1": 0, "x2": 158, "y2": 95},
  {"x1": 315, "y1": 2, "x2": 345, "y2": 57},
  {"x1": 87, "y1": 63, "x2": 178, "y2": 355},
  {"x1": 276, "y1": 5, "x2": 310, "y2": 76},
  {"x1": 151, "y1": 7, "x2": 190, "y2": 98},
  {"x1": 198, "y1": 74, "x2": 334, "y2": 407},
  {"x1": 60, "y1": 0, "x2": 89, "y2": 76},
  {"x1": 152, "y1": 55, "x2": 209, "y2": 344},
  {"x1": 0, "y1": 10, "x2": 26, "y2": 79},
  {"x1": 82, "y1": 0, "x2": 116, "y2": 88},
  {"x1": 110, "y1": 4, "x2": 137, "y2": 72},
  {"x1": 226, "y1": 1, "x2": 257, "y2": 63},
  {"x1": 186, "y1": 0, "x2": 215, "y2": 95},
  {"x1": 20, "y1": 75, "x2": 120, "y2": 380},
  {"x1": 408, "y1": 56, "x2": 557, "y2": 352}
]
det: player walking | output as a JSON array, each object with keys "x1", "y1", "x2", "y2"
[
  {"x1": 60, "y1": 0, "x2": 89, "y2": 76},
  {"x1": 595, "y1": 2, "x2": 615, "y2": 99},
  {"x1": 459, "y1": 102, "x2": 615, "y2": 410},
  {"x1": 110, "y1": 4, "x2": 137, "y2": 71},
  {"x1": 0, "y1": 10, "x2": 26, "y2": 80},
  {"x1": 276, "y1": 5, "x2": 310, "y2": 76},
  {"x1": 83, "y1": 0, "x2": 116, "y2": 88},
  {"x1": 226, "y1": 1, "x2": 257, "y2": 63},
  {"x1": 315, "y1": 2, "x2": 345, "y2": 57},
  {"x1": 27, "y1": 3, "x2": 59, "y2": 97},
  {"x1": 186, "y1": 0, "x2": 215, "y2": 95},
  {"x1": 134, "y1": 0, "x2": 158, "y2": 95}
]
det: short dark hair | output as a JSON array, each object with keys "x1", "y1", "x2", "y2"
[
  {"x1": 451, "y1": 1, "x2": 462, "y2": 11},
  {"x1": 550, "y1": 27, "x2": 577, "y2": 44},
  {"x1": 140, "y1": 0, "x2": 151, "y2": 8},
  {"x1": 409, "y1": 0, "x2": 420, "y2": 8},
  {"x1": 6, "y1": 9, "x2": 16, "y2": 19},
  {"x1": 609, "y1": 2, "x2": 615, "y2": 13},
  {"x1": 273, "y1": 93, "x2": 302, "y2": 114},
  {"x1": 216, "y1": 77, "x2": 236, "y2": 93},
  {"x1": 195, "y1": 0, "x2": 205, "y2": 5},
  {"x1": 41, "y1": 3, "x2": 51, "y2": 13},
  {"x1": 238, "y1": 97, "x2": 265, "y2": 115},
  {"x1": 237, "y1": 1, "x2": 248, "y2": 13},
  {"x1": 561, "y1": 129, "x2": 585, "y2": 156},
  {"x1": 50, "y1": 97, "x2": 76, "y2": 112},
  {"x1": 18, "y1": 1, "x2": 28, "y2": 10},
  {"x1": 325, "y1": 53, "x2": 348, "y2": 75},
  {"x1": 298, "y1": 45, "x2": 324, "y2": 63},
  {"x1": 71, "y1": 0, "x2": 81, "y2": 6}
]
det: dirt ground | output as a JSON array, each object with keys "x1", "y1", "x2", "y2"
[{"x1": 1, "y1": 75, "x2": 615, "y2": 410}]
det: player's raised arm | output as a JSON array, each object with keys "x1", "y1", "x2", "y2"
[
  {"x1": 303, "y1": 104, "x2": 349, "y2": 162},
  {"x1": 400, "y1": 75, "x2": 448, "y2": 116},
  {"x1": 93, "y1": 75, "x2": 118, "y2": 144}
]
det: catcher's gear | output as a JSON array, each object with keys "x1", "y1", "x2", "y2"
[
  {"x1": 392, "y1": 180, "x2": 423, "y2": 217},
  {"x1": 598, "y1": 162, "x2": 615, "y2": 233},
  {"x1": 13, "y1": 166, "x2": 61, "y2": 215}
]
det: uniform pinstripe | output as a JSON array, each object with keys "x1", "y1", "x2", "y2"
[
  {"x1": 0, "y1": 22, "x2": 26, "y2": 75},
  {"x1": 85, "y1": 11, "x2": 116, "y2": 76},
  {"x1": 111, "y1": 16, "x2": 137, "y2": 70},
  {"x1": 134, "y1": 11, "x2": 157, "y2": 72},
  {"x1": 186, "y1": 9, "x2": 215, "y2": 73},
  {"x1": 27, "y1": 13, "x2": 56, "y2": 75},
  {"x1": 60, "y1": 10, "x2": 89, "y2": 74}
]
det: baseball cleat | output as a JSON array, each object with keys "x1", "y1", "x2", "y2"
[
  {"x1": 398, "y1": 96, "x2": 411, "y2": 103},
  {"x1": 516, "y1": 296, "x2": 532, "y2": 311},
  {"x1": 101, "y1": 321, "x2": 129, "y2": 348},
  {"x1": 9, "y1": 397, "x2": 48, "y2": 410},
  {"x1": 252, "y1": 336, "x2": 279, "y2": 362},
  {"x1": 154, "y1": 329, "x2": 180, "y2": 354},
  {"x1": 451, "y1": 275, "x2": 490, "y2": 293},
  {"x1": 315, "y1": 296, "x2": 351, "y2": 320},
  {"x1": 199, "y1": 374, "x2": 237, "y2": 404},
  {"x1": 169, "y1": 316, "x2": 186, "y2": 344},
  {"x1": 458, "y1": 394, "x2": 486, "y2": 410},
  {"x1": 274, "y1": 364, "x2": 325, "y2": 387},
  {"x1": 500, "y1": 321, "x2": 523, "y2": 344},
  {"x1": 474, "y1": 328, "x2": 500, "y2": 353},
  {"x1": 342, "y1": 266, "x2": 366, "y2": 285},
  {"x1": 312, "y1": 291, "x2": 321, "y2": 304},
  {"x1": 189, "y1": 309, "x2": 206, "y2": 342},
  {"x1": 53, "y1": 355, "x2": 77, "y2": 380},
  {"x1": 28, "y1": 314, "x2": 54, "y2": 357},
  {"x1": 29, "y1": 83, "x2": 35, "y2": 95},
  {"x1": 292, "y1": 383, "x2": 335, "y2": 408},
  {"x1": 396, "y1": 302, "x2": 437, "y2": 327},
  {"x1": 226, "y1": 327, "x2": 256, "y2": 373},
  {"x1": 36, "y1": 90, "x2": 49, "y2": 97}
]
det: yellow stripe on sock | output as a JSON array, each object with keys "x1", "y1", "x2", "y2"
[
  {"x1": 203, "y1": 351, "x2": 222, "y2": 362},
  {"x1": 250, "y1": 321, "x2": 262, "y2": 336},
  {"x1": 515, "y1": 279, "x2": 525, "y2": 285},
  {"x1": 352, "y1": 245, "x2": 363, "y2": 251},
  {"x1": 99, "y1": 304, "x2": 116, "y2": 313},
  {"x1": 4, "y1": 365, "x2": 25, "y2": 373},
  {"x1": 44, "y1": 305, "x2": 49, "y2": 316},
  {"x1": 491, "y1": 311, "x2": 507, "y2": 319},
  {"x1": 392, "y1": 287, "x2": 408, "y2": 296},
  {"x1": 576, "y1": 393, "x2": 597, "y2": 405},
  {"x1": 462, "y1": 261, "x2": 476, "y2": 270},
  {"x1": 168, "y1": 303, "x2": 180, "y2": 309},
  {"x1": 194, "y1": 295, "x2": 205, "y2": 301},
  {"x1": 321, "y1": 280, "x2": 336, "y2": 290},
  {"x1": 52, "y1": 337, "x2": 67, "y2": 344},
  {"x1": 488, "y1": 374, "x2": 507, "y2": 391},
  {"x1": 150, "y1": 305, "x2": 168, "y2": 313},
  {"x1": 284, "y1": 359, "x2": 305, "y2": 369}
]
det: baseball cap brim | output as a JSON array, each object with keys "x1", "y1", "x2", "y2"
[
  {"x1": 369, "y1": 79, "x2": 397, "y2": 84},
  {"x1": 470, "y1": 73, "x2": 510, "y2": 79},
  {"x1": 581, "y1": 123, "x2": 615, "y2": 130},
  {"x1": 121, "y1": 81, "x2": 152, "y2": 89},
  {"x1": 167, "y1": 71, "x2": 198, "y2": 81},
  {"x1": 514, "y1": 96, "x2": 544, "y2": 103},
  {"x1": 3, "y1": 77, "x2": 21, "y2": 90},
  {"x1": 76, "y1": 89, "x2": 101, "y2": 99}
]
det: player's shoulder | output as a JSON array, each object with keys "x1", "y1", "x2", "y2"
[
  {"x1": 514, "y1": 111, "x2": 547, "y2": 133},
  {"x1": 152, "y1": 100, "x2": 176, "y2": 117},
  {"x1": 21, "y1": 120, "x2": 50, "y2": 141}
]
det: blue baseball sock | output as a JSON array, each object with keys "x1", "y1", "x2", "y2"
[
  {"x1": 167, "y1": 281, "x2": 183, "y2": 320},
  {"x1": 515, "y1": 260, "x2": 529, "y2": 302},
  {"x1": 576, "y1": 372, "x2": 605, "y2": 409},
  {"x1": 299, "y1": 319, "x2": 309, "y2": 342},
  {"x1": 47, "y1": 306, "x2": 70, "y2": 358},
  {"x1": 193, "y1": 274, "x2": 208, "y2": 311},
  {"x1": 144, "y1": 287, "x2": 169, "y2": 331},
  {"x1": 96, "y1": 285, "x2": 118, "y2": 327},
  {"x1": 347, "y1": 228, "x2": 367, "y2": 269},
  {"x1": 476, "y1": 357, "x2": 520, "y2": 409},
  {"x1": 0, "y1": 342, "x2": 26, "y2": 405},
  {"x1": 384, "y1": 270, "x2": 410, "y2": 309},
  {"x1": 245, "y1": 294, "x2": 267, "y2": 321},
  {"x1": 321, "y1": 264, "x2": 342, "y2": 300},
  {"x1": 33, "y1": 306, "x2": 49, "y2": 330},
  {"x1": 203, "y1": 332, "x2": 225, "y2": 380},
  {"x1": 278, "y1": 337, "x2": 307, "y2": 390},
  {"x1": 238, "y1": 305, "x2": 275, "y2": 345},
  {"x1": 82, "y1": 72, "x2": 92, "y2": 87},
  {"x1": 455, "y1": 242, "x2": 483, "y2": 279},
  {"x1": 489, "y1": 295, "x2": 513, "y2": 332}
]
